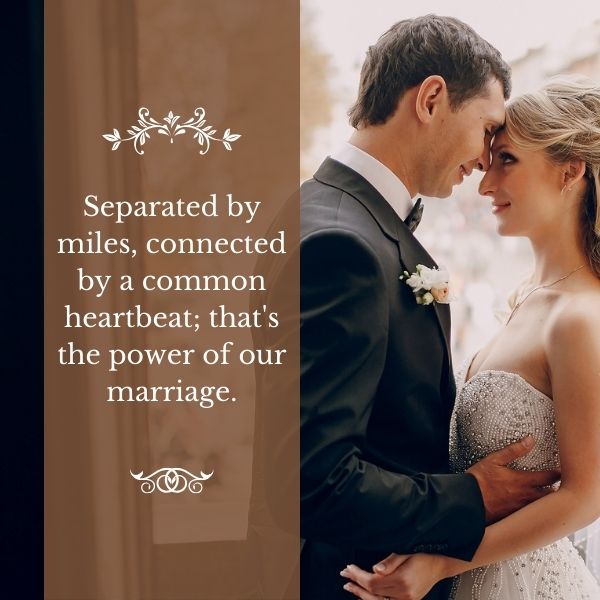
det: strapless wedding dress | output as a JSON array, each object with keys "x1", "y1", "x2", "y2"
[{"x1": 449, "y1": 362, "x2": 600, "y2": 599}]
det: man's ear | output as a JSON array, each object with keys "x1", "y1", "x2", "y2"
[{"x1": 415, "y1": 75, "x2": 447, "y2": 123}]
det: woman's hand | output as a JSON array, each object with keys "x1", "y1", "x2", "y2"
[{"x1": 340, "y1": 553, "x2": 450, "y2": 600}]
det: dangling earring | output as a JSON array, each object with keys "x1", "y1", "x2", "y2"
[{"x1": 560, "y1": 184, "x2": 571, "y2": 196}]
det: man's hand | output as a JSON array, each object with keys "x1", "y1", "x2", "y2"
[{"x1": 467, "y1": 436, "x2": 561, "y2": 524}]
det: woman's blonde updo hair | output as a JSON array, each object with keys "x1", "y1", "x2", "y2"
[{"x1": 504, "y1": 75, "x2": 600, "y2": 277}]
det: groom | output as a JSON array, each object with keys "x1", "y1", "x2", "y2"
[{"x1": 300, "y1": 15, "x2": 559, "y2": 600}]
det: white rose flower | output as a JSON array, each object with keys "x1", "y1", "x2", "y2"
[
  {"x1": 422, "y1": 292, "x2": 434, "y2": 305},
  {"x1": 405, "y1": 273, "x2": 424, "y2": 290},
  {"x1": 417, "y1": 265, "x2": 448, "y2": 290},
  {"x1": 415, "y1": 266, "x2": 434, "y2": 289}
]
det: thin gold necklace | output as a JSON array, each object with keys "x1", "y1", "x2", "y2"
[{"x1": 505, "y1": 265, "x2": 585, "y2": 325}]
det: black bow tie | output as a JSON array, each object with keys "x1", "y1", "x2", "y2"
[{"x1": 404, "y1": 198, "x2": 423, "y2": 233}]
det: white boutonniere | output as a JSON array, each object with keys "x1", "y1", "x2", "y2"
[{"x1": 400, "y1": 264, "x2": 451, "y2": 305}]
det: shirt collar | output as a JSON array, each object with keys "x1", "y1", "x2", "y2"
[{"x1": 330, "y1": 142, "x2": 414, "y2": 221}]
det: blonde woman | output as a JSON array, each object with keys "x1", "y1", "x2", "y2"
[{"x1": 341, "y1": 76, "x2": 600, "y2": 599}]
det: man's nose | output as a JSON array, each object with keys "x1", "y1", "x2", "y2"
[{"x1": 475, "y1": 138, "x2": 492, "y2": 172}]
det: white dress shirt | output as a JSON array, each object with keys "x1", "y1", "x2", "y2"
[{"x1": 330, "y1": 142, "x2": 415, "y2": 221}]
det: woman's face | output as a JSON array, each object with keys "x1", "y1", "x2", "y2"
[{"x1": 479, "y1": 129, "x2": 564, "y2": 238}]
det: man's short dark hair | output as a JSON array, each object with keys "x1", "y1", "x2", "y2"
[{"x1": 348, "y1": 14, "x2": 511, "y2": 128}]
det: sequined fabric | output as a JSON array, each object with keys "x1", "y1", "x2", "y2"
[{"x1": 449, "y1": 363, "x2": 600, "y2": 599}]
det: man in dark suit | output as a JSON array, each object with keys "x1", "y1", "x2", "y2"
[{"x1": 300, "y1": 15, "x2": 559, "y2": 599}]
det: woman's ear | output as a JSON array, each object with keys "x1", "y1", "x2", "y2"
[
  {"x1": 415, "y1": 75, "x2": 447, "y2": 123},
  {"x1": 562, "y1": 159, "x2": 587, "y2": 192}
]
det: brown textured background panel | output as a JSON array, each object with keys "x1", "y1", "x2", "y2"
[{"x1": 45, "y1": 1, "x2": 299, "y2": 598}]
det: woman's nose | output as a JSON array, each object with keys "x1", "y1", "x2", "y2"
[{"x1": 478, "y1": 170, "x2": 495, "y2": 196}]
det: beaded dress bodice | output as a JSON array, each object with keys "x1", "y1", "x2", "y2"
[
  {"x1": 448, "y1": 361, "x2": 600, "y2": 600},
  {"x1": 449, "y1": 368, "x2": 559, "y2": 475}
]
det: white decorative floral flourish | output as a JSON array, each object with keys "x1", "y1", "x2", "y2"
[
  {"x1": 103, "y1": 107, "x2": 241, "y2": 155},
  {"x1": 130, "y1": 467, "x2": 214, "y2": 494},
  {"x1": 400, "y1": 264, "x2": 451, "y2": 305}
]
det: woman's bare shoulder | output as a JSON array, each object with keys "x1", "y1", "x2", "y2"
[{"x1": 544, "y1": 283, "x2": 600, "y2": 356}]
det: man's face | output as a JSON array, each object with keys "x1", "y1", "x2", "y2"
[{"x1": 421, "y1": 78, "x2": 506, "y2": 198}]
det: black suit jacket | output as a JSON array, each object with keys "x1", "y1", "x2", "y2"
[{"x1": 299, "y1": 158, "x2": 485, "y2": 599}]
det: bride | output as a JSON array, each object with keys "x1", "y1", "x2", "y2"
[{"x1": 341, "y1": 76, "x2": 600, "y2": 599}]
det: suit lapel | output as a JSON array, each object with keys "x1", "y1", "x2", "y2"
[
  {"x1": 313, "y1": 157, "x2": 451, "y2": 360},
  {"x1": 393, "y1": 219, "x2": 451, "y2": 359}
]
